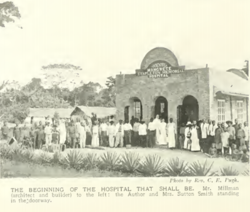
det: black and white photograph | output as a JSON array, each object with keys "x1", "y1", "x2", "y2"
[{"x1": 0, "y1": 0, "x2": 249, "y2": 178}]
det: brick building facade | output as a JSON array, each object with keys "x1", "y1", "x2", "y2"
[{"x1": 115, "y1": 47, "x2": 249, "y2": 127}]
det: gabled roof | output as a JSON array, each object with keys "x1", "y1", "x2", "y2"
[
  {"x1": 211, "y1": 70, "x2": 249, "y2": 97},
  {"x1": 75, "y1": 106, "x2": 116, "y2": 118}
]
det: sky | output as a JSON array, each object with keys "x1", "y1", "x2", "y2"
[{"x1": 0, "y1": 0, "x2": 249, "y2": 87}]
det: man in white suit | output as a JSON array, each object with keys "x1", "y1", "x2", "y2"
[{"x1": 115, "y1": 120, "x2": 124, "y2": 148}]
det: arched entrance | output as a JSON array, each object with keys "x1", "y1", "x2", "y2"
[
  {"x1": 155, "y1": 96, "x2": 168, "y2": 121},
  {"x1": 125, "y1": 97, "x2": 143, "y2": 122},
  {"x1": 178, "y1": 95, "x2": 199, "y2": 125}
]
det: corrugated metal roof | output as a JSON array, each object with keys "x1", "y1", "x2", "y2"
[{"x1": 76, "y1": 106, "x2": 116, "y2": 118}]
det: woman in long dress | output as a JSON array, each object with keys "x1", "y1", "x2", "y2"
[
  {"x1": 153, "y1": 114, "x2": 161, "y2": 144},
  {"x1": 168, "y1": 118, "x2": 176, "y2": 149},
  {"x1": 184, "y1": 122, "x2": 192, "y2": 150},
  {"x1": 158, "y1": 118, "x2": 168, "y2": 145},
  {"x1": 190, "y1": 123, "x2": 200, "y2": 151},
  {"x1": 91, "y1": 121, "x2": 99, "y2": 147}
]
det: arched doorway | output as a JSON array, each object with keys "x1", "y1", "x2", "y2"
[
  {"x1": 179, "y1": 95, "x2": 199, "y2": 125},
  {"x1": 127, "y1": 97, "x2": 143, "y2": 121},
  {"x1": 155, "y1": 96, "x2": 168, "y2": 121}
]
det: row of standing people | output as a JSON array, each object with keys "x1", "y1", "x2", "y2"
[{"x1": 179, "y1": 119, "x2": 249, "y2": 156}]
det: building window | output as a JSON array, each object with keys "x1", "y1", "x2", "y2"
[
  {"x1": 134, "y1": 100, "x2": 141, "y2": 120},
  {"x1": 218, "y1": 100, "x2": 225, "y2": 122},
  {"x1": 236, "y1": 100, "x2": 244, "y2": 124}
]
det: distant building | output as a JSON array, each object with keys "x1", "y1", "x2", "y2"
[{"x1": 115, "y1": 47, "x2": 249, "y2": 126}]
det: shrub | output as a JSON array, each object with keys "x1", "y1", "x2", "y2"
[
  {"x1": 99, "y1": 152, "x2": 120, "y2": 171},
  {"x1": 163, "y1": 157, "x2": 189, "y2": 177},
  {"x1": 22, "y1": 149, "x2": 35, "y2": 162},
  {"x1": 82, "y1": 153, "x2": 98, "y2": 170},
  {"x1": 37, "y1": 152, "x2": 53, "y2": 165},
  {"x1": 0, "y1": 144, "x2": 13, "y2": 160},
  {"x1": 137, "y1": 155, "x2": 165, "y2": 177},
  {"x1": 120, "y1": 152, "x2": 140, "y2": 173},
  {"x1": 51, "y1": 151, "x2": 64, "y2": 165},
  {"x1": 220, "y1": 166, "x2": 239, "y2": 176},
  {"x1": 61, "y1": 150, "x2": 84, "y2": 171},
  {"x1": 188, "y1": 160, "x2": 216, "y2": 176}
]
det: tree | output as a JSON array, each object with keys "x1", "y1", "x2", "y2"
[
  {"x1": 105, "y1": 76, "x2": 116, "y2": 90},
  {"x1": 20, "y1": 78, "x2": 43, "y2": 103},
  {"x1": 0, "y1": 1, "x2": 21, "y2": 28},
  {"x1": 77, "y1": 82, "x2": 103, "y2": 106},
  {"x1": 104, "y1": 76, "x2": 116, "y2": 106},
  {"x1": 41, "y1": 64, "x2": 83, "y2": 108}
]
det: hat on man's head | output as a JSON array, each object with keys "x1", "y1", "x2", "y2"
[
  {"x1": 186, "y1": 121, "x2": 193, "y2": 126},
  {"x1": 226, "y1": 120, "x2": 232, "y2": 124}
]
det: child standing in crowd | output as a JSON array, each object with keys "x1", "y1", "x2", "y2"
[
  {"x1": 139, "y1": 120, "x2": 147, "y2": 147},
  {"x1": 107, "y1": 121, "x2": 116, "y2": 147},
  {"x1": 221, "y1": 124, "x2": 230, "y2": 156},
  {"x1": 115, "y1": 120, "x2": 124, "y2": 148},
  {"x1": 147, "y1": 118, "x2": 156, "y2": 148}
]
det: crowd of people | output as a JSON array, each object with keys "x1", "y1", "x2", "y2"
[{"x1": 0, "y1": 113, "x2": 249, "y2": 162}]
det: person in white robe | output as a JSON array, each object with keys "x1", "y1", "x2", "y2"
[
  {"x1": 158, "y1": 118, "x2": 168, "y2": 145},
  {"x1": 91, "y1": 121, "x2": 99, "y2": 147},
  {"x1": 153, "y1": 114, "x2": 161, "y2": 144},
  {"x1": 168, "y1": 118, "x2": 176, "y2": 148},
  {"x1": 184, "y1": 122, "x2": 193, "y2": 150},
  {"x1": 79, "y1": 122, "x2": 86, "y2": 148},
  {"x1": 107, "y1": 121, "x2": 116, "y2": 147},
  {"x1": 190, "y1": 122, "x2": 200, "y2": 151}
]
